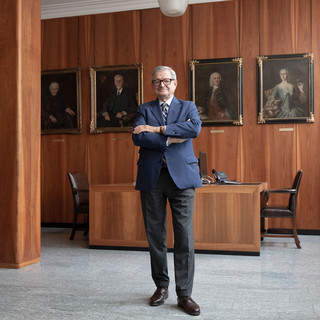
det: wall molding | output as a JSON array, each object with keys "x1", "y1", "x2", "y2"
[{"x1": 41, "y1": 0, "x2": 225, "y2": 20}]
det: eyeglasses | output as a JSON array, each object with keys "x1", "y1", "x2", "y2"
[{"x1": 152, "y1": 78, "x2": 175, "y2": 86}]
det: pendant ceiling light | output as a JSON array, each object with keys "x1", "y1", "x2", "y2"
[{"x1": 158, "y1": 0, "x2": 189, "y2": 17}]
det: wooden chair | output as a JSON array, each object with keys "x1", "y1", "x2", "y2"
[
  {"x1": 67, "y1": 172, "x2": 89, "y2": 240},
  {"x1": 261, "y1": 169, "x2": 303, "y2": 249}
]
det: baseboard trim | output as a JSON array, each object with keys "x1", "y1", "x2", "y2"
[{"x1": 267, "y1": 228, "x2": 320, "y2": 235}]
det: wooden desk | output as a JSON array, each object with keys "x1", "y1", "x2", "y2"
[{"x1": 89, "y1": 182, "x2": 267, "y2": 255}]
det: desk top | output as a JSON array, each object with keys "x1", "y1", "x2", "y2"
[{"x1": 90, "y1": 182, "x2": 267, "y2": 193}]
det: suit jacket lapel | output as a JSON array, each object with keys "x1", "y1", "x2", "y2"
[
  {"x1": 149, "y1": 99, "x2": 164, "y2": 125},
  {"x1": 167, "y1": 96, "x2": 180, "y2": 124}
]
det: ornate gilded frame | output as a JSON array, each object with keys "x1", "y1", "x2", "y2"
[
  {"x1": 257, "y1": 53, "x2": 314, "y2": 124},
  {"x1": 189, "y1": 57, "x2": 243, "y2": 126},
  {"x1": 41, "y1": 67, "x2": 82, "y2": 134},
  {"x1": 90, "y1": 64, "x2": 143, "y2": 133}
]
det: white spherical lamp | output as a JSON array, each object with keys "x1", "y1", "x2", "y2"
[{"x1": 158, "y1": 0, "x2": 189, "y2": 17}]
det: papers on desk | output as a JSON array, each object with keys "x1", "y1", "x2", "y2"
[{"x1": 220, "y1": 180, "x2": 241, "y2": 185}]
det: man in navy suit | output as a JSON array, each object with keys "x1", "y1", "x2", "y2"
[
  {"x1": 99, "y1": 74, "x2": 138, "y2": 127},
  {"x1": 132, "y1": 66, "x2": 202, "y2": 316}
]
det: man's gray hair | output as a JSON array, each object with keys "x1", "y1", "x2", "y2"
[
  {"x1": 151, "y1": 66, "x2": 177, "y2": 81},
  {"x1": 114, "y1": 74, "x2": 124, "y2": 80}
]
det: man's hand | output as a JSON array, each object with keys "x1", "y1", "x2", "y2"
[
  {"x1": 116, "y1": 111, "x2": 126, "y2": 119},
  {"x1": 49, "y1": 115, "x2": 57, "y2": 123},
  {"x1": 103, "y1": 112, "x2": 110, "y2": 121},
  {"x1": 65, "y1": 108, "x2": 75, "y2": 116},
  {"x1": 133, "y1": 125, "x2": 161, "y2": 134}
]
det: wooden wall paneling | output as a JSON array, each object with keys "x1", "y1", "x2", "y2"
[
  {"x1": 89, "y1": 11, "x2": 141, "y2": 185},
  {"x1": 19, "y1": 0, "x2": 41, "y2": 263},
  {"x1": 259, "y1": 0, "x2": 298, "y2": 229},
  {"x1": 294, "y1": 0, "x2": 317, "y2": 229},
  {"x1": 0, "y1": 0, "x2": 41, "y2": 268},
  {"x1": 191, "y1": 1, "x2": 241, "y2": 180},
  {"x1": 94, "y1": 11, "x2": 141, "y2": 65},
  {"x1": 239, "y1": 0, "x2": 265, "y2": 183},
  {"x1": 79, "y1": 15, "x2": 95, "y2": 136},
  {"x1": 140, "y1": 8, "x2": 192, "y2": 102},
  {"x1": 79, "y1": 14, "x2": 95, "y2": 197},
  {"x1": 260, "y1": 125, "x2": 297, "y2": 230},
  {"x1": 295, "y1": 0, "x2": 312, "y2": 51},
  {"x1": 88, "y1": 132, "x2": 137, "y2": 184},
  {"x1": 41, "y1": 17, "x2": 79, "y2": 70},
  {"x1": 191, "y1": 1, "x2": 240, "y2": 59},
  {"x1": 41, "y1": 135, "x2": 87, "y2": 223},
  {"x1": 294, "y1": 0, "x2": 320, "y2": 230},
  {"x1": 41, "y1": 17, "x2": 89, "y2": 224},
  {"x1": 259, "y1": 0, "x2": 295, "y2": 54},
  {"x1": 0, "y1": 0, "x2": 19, "y2": 264},
  {"x1": 39, "y1": 0, "x2": 320, "y2": 231},
  {"x1": 193, "y1": 127, "x2": 242, "y2": 181}
]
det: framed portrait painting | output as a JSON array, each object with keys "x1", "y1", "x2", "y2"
[
  {"x1": 189, "y1": 57, "x2": 243, "y2": 126},
  {"x1": 90, "y1": 64, "x2": 143, "y2": 133},
  {"x1": 41, "y1": 68, "x2": 82, "y2": 134},
  {"x1": 257, "y1": 53, "x2": 314, "y2": 124}
]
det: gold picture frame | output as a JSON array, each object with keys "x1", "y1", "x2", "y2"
[
  {"x1": 257, "y1": 53, "x2": 314, "y2": 124},
  {"x1": 189, "y1": 57, "x2": 243, "y2": 126},
  {"x1": 90, "y1": 64, "x2": 143, "y2": 133},
  {"x1": 41, "y1": 67, "x2": 82, "y2": 134}
]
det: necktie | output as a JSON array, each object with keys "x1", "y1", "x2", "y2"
[{"x1": 161, "y1": 103, "x2": 169, "y2": 124}]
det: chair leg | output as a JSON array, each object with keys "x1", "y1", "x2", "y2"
[
  {"x1": 70, "y1": 212, "x2": 78, "y2": 240},
  {"x1": 84, "y1": 214, "x2": 89, "y2": 237},
  {"x1": 291, "y1": 218, "x2": 301, "y2": 249}
]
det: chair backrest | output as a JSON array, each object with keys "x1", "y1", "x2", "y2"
[
  {"x1": 289, "y1": 169, "x2": 303, "y2": 213},
  {"x1": 67, "y1": 172, "x2": 89, "y2": 210}
]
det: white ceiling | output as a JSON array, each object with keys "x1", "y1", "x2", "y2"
[{"x1": 41, "y1": 0, "x2": 227, "y2": 20}]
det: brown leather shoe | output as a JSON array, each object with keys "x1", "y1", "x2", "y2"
[
  {"x1": 149, "y1": 286, "x2": 168, "y2": 306},
  {"x1": 177, "y1": 296, "x2": 200, "y2": 316}
]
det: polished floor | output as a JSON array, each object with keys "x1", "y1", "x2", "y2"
[{"x1": 0, "y1": 228, "x2": 320, "y2": 319}]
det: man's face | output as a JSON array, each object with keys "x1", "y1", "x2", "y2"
[
  {"x1": 211, "y1": 73, "x2": 221, "y2": 87},
  {"x1": 114, "y1": 77, "x2": 124, "y2": 90},
  {"x1": 152, "y1": 70, "x2": 177, "y2": 101},
  {"x1": 49, "y1": 83, "x2": 59, "y2": 96}
]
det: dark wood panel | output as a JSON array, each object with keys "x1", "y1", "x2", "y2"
[
  {"x1": 296, "y1": 0, "x2": 312, "y2": 52},
  {"x1": 0, "y1": 0, "x2": 19, "y2": 264},
  {"x1": 41, "y1": 17, "x2": 84, "y2": 224},
  {"x1": 193, "y1": 127, "x2": 242, "y2": 181},
  {"x1": 293, "y1": 0, "x2": 320, "y2": 230},
  {"x1": 191, "y1": 1, "x2": 241, "y2": 181},
  {"x1": 88, "y1": 132, "x2": 136, "y2": 184},
  {"x1": 19, "y1": 0, "x2": 41, "y2": 263},
  {"x1": 94, "y1": 11, "x2": 141, "y2": 65},
  {"x1": 140, "y1": 8, "x2": 192, "y2": 102},
  {"x1": 41, "y1": 17, "x2": 79, "y2": 69},
  {"x1": 79, "y1": 15, "x2": 95, "y2": 136},
  {"x1": 260, "y1": 0, "x2": 295, "y2": 54},
  {"x1": 90, "y1": 183, "x2": 266, "y2": 253},
  {"x1": 240, "y1": 0, "x2": 266, "y2": 183},
  {"x1": 192, "y1": 1, "x2": 240, "y2": 58},
  {"x1": 0, "y1": 0, "x2": 41, "y2": 267},
  {"x1": 41, "y1": 135, "x2": 87, "y2": 223}
]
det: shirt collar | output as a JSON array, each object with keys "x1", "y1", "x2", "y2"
[{"x1": 159, "y1": 95, "x2": 174, "y2": 107}]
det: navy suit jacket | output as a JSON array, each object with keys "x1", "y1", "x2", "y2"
[{"x1": 132, "y1": 96, "x2": 202, "y2": 191}]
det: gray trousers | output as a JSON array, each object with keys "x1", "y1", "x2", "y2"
[{"x1": 140, "y1": 167, "x2": 195, "y2": 297}]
